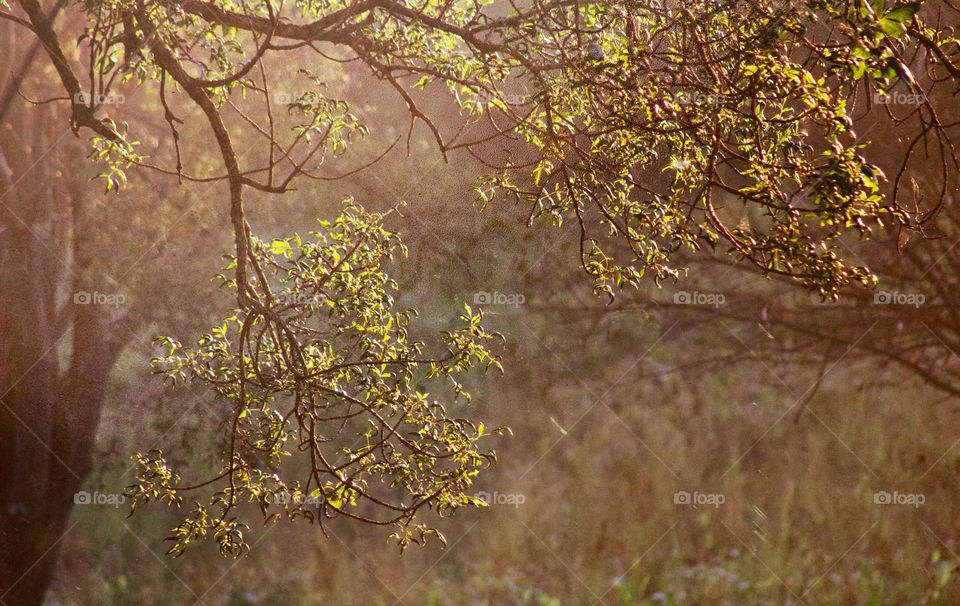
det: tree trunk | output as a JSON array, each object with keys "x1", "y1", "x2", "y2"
[
  {"x1": 0, "y1": 86, "x2": 128, "y2": 604},
  {"x1": 0, "y1": 330, "x2": 120, "y2": 606}
]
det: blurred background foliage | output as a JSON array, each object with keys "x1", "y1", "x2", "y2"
[{"x1": 57, "y1": 117, "x2": 960, "y2": 606}]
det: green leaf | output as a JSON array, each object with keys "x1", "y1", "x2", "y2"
[
  {"x1": 884, "y1": 2, "x2": 922, "y2": 23},
  {"x1": 270, "y1": 239, "x2": 292, "y2": 256},
  {"x1": 879, "y1": 17, "x2": 906, "y2": 37}
]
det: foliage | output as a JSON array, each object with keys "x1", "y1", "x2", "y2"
[
  {"x1": 128, "y1": 201, "x2": 506, "y2": 555},
  {"x1": 62, "y1": 0, "x2": 957, "y2": 297},
  {"x1": 467, "y1": 0, "x2": 928, "y2": 297}
]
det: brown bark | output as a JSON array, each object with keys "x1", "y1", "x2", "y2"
[{"x1": 0, "y1": 80, "x2": 130, "y2": 605}]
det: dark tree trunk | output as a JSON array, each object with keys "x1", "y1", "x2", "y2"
[
  {"x1": 0, "y1": 73, "x2": 129, "y2": 603},
  {"x1": 0, "y1": 327, "x2": 120, "y2": 606}
]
